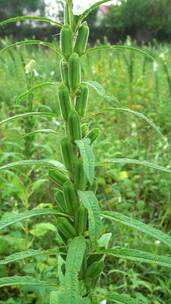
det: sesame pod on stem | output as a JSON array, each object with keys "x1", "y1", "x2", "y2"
[
  {"x1": 49, "y1": 170, "x2": 68, "y2": 188},
  {"x1": 68, "y1": 53, "x2": 81, "y2": 91},
  {"x1": 87, "y1": 128, "x2": 100, "y2": 144},
  {"x1": 58, "y1": 84, "x2": 72, "y2": 121},
  {"x1": 68, "y1": 110, "x2": 82, "y2": 141},
  {"x1": 60, "y1": 138, "x2": 74, "y2": 172},
  {"x1": 55, "y1": 191, "x2": 68, "y2": 213},
  {"x1": 74, "y1": 159, "x2": 87, "y2": 190},
  {"x1": 75, "y1": 84, "x2": 89, "y2": 117},
  {"x1": 74, "y1": 22, "x2": 89, "y2": 56},
  {"x1": 63, "y1": 180, "x2": 79, "y2": 215},
  {"x1": 75, "y1": 205, "x2": 88, "y2": 235},
  {"x1": 60, "y1": 59, "x2": 69, "y2": 87},
  {"x1": 57, "y1": 217, "x2": 77, "y2": 241},
  {"x1": 60, "y1": 25, "x2": 73, "y2": 59}
]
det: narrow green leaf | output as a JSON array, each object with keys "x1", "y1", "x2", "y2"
[
  {"x1": 97, "y1": 288, "x2": 138, "y2": 304},
  {"x1": 104, "y1": 247, "x2": 171, "y2": 268},
  {"x1": 0, "y1": 276, "x2": 56, "y2": 288},
  {"x1": 83, "y1": 81, "x2": 118, "y2": 103},
  {"x1": 78, "y1": 1, "x2": 113, "y2": 26},
  {"x1": 0, "y1": 208, "x2": 59, "y2": 230},
  {"x1": 0, "y1": 40, "x2": 61, "y2": 56},
  {"x1": 102, "y1": 158, "x2": 171, "y2": 174},
  {"x1": 0, "y1": 159, "x2": 65, "y2": 173},
  {"x1": 87, "y1": 45, "x2": 155, "y2": 61},
  {"x1": 75, "y1": 138, "x2": 95, "y2": 185},
  {"x1": 92, "y1": 107, "x2": 164, "y2": 139},
  {"x1": 0, "y1": 248, "x2": 59, "y2": 265},
  {"x1": 0, "y1": 16, "x2": 62, "y2": 27},
  {"x1": 23, "y1": 129, "x2": 58, "y2": 138},
  {"x1": 50, "y1": 291, "x2": 59, "y2": 304},
  {"x1": 16, "y1": 82, "x2": 59, "y2": 104},
  {"x1": 65, "y1": 236, "x2": 86, "y2": 274},
  {"x1": 102, "y1": 211, "x2": 171, "y2": 249},
  {"x1": 78, "y1": 191, "x2": 102, "y2": 244},
  {"x1": 0, "y1": 112, "x2": 56, "y2": 126},
  {"x1": 63, "y1": 237, "x2": 86, "y2": 304}
]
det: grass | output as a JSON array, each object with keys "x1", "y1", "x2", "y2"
[{"x1": 0, "y1": 38, "x2": 171, "y2": 303}]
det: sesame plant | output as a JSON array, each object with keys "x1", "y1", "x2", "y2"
[{"x1": 1, "y1": 1, "x2": 171, "y2": 303}]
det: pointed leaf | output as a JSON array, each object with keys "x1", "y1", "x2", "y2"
[
  {"x1": 0, "y1": 112, "x2": 56, "y2": 126},
  {"x1": 0, "y1": 208, "x2": 60, "y2": 230},
  {"x1": 0, "y1": 40, "x2": 61, "y2": 56},
  {"x1": 0, "y1": 276, "x2": 55, "y2": 288},
  {"x1": 0, "y1": 159, "x2": 65, "y2": 173},
  {"x1": 64, "y1": 237, "x2": 86, "y2": 304},
  {"x1": 24, "y1": 129, "x2": 58, "y2": 138},
  {"x1": 76, "y1": 138, "x2": 95, "y2": 185},
  {"x1": 78, "y1": 1, "x2": 115, "y2": 26},
  {"x1": 0, "y1": 16, "x2": 62, "y2": 27},
  {"x1": 83, "y1": 81, "x2": 118, "y2": 103},
  {"x1": 104, "y1": 247, "x2": 171, "y2": 268},
  {"x1": 102, "y1": 158, "x2": 171, "y2": 174},
  {"x1": 87, "y1": 45, "x2": 155, "y2": 61},
  {"x1": 16, "y1": 82, "x2": 59, "y2": 104},
  {"x1": 78, "y1": 191, "x2": 102, "y2": 244},
  {"x1": 93, "y1": 107, "x2": 164, "y2": 139},
  {"x1": 0, "y1": 248, "x2": 59, "y2": 265},
  {"x1": 65, "y1": 236, "x2": 86, "y2": 275},
  {"x1": 102, "y1": 211, "x2": 171, "y2": 249}
]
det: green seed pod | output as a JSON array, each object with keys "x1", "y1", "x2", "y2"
[
  {"x1": 60, "y1": 138, "x2": 74, "y2": 172},
  {"x1": 74, "y1": 159, "x2": 87, "y2": 190},
  {"x1": 58, "y1": 84, "x2": 72, "y2": 121},
  {"x1": 60, "y1": 59, "x2": 69, "y2": 87},
  {"x1": 49, "y1": 170, "x2": 68, "y2": 188},
  {"x1": 60, "y1": 25, "x2": 73, "y2": 59},
  {"x1": 64, "y1": 180, "x2": 79, "y2": 215},
  {"x1": 87, "y1": 128, "x2": 100, "y2": 144},
  {"x1": 57, "y1": 217, "x2": 77, "y2": 241},
  {"x1": 55, "y1": 191, "x2": 68, "y2": 213},
  {"x1": 68, "y1": 111, "x2": 82, "y2": 141},
  {"x1": 74, "y1": 22, "x2": 89, "y2": 56},
  {"x1": 68, "y1": 53, "x2": 81, "y2": 91},
  {"x1": 85, "y1": 259, "x2": 104, "y2": 279},
  {"x1": 75, "y1": 205, "x2": 88, "y2": 235},
  {"x1": 75, "y1": 84, "x2": 89, "y2": 117}
]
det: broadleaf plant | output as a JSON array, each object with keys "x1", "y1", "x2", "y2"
[{"x1": 0, "y1": 0, "x2": 171, "y2": 303}]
